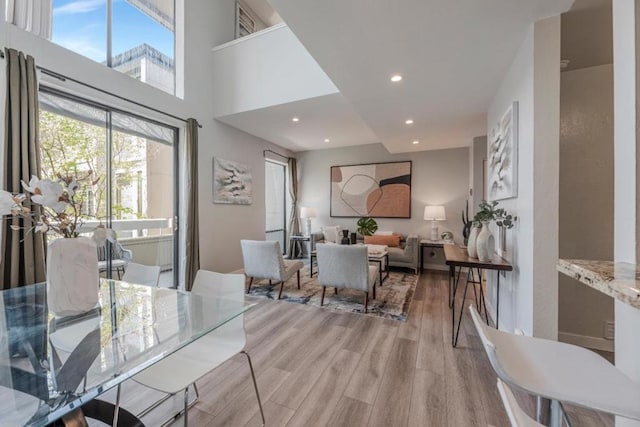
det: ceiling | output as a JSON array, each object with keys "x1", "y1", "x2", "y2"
[
  {"x1": 217, "y1": 93, "x2": 379, "y2": 152},
  {"x1": 224, "y1": 0, "x2": 575, "y2": 153}
]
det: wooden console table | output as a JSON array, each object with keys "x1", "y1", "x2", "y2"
[{"x1": 444, "y1": 244, "x2": 513, "y2": 347}]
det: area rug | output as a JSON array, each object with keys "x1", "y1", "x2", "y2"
[{"x1": 241, "y1": 265, "x2": 418, "y2": 322}]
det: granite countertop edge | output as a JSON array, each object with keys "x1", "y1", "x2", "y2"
[{"x1": 557, "y1": 259, "x2": 640, "y2": 309}]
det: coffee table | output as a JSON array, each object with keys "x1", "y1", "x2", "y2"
[{"x1": 310, "y1": 249, "x2": 390, "y2": 285}]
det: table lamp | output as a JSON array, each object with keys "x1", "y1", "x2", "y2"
[
  {"x1": 424, "y1": 205, "x2": 446, "y2": 241},
  {"x1": 300, "y1": 207, "x2": 316, "y2": 236}
]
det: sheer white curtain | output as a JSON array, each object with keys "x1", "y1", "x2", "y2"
[{"x1": 5, "y1": 0, "x2": 52, "y2": 39}]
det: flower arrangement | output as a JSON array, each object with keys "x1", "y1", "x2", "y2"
[
  {"x1": 473, "y1": 200, "x2": 517, "y2": 228},
  {"x1": 0, "y1": 173, "x2": 114, "y2": 243}
]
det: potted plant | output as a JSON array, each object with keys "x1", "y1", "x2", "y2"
[
  {"x1": 468, "y1": 200, "x2": 517, "y2": 261},
  {"x1": 356, "y1": 217, "x2": 378, "y2": 237}
]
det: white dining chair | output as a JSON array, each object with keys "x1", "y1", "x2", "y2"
[
  {"x1": 497, "y1": 379, "x2": 545, "y2": 427},
  {"x1": 316, "y1": 243, "x2": 378, "y2": 313},
  {"x1": 122, "y1": 262, "x2": 161, "y2": 287},
  {"x1": 469, "y1": 304, "x2": 640, "y2": 427},
  {"x1": 241, "y1": 239, "x2": 303, "y2": 299},
  {"x1": 127, "y1": 270, "x2": 264, "y2": 426}
]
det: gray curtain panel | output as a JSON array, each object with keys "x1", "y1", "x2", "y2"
[
  {"x1": 184, "y1": 118, "x2": 200, "y2": 291},
  {"x1": 287, "y1": 157, "x2": 302, "y2": 258},
  {"x1": 0, "y1": 48, "x2": 46, "y2": 289}
]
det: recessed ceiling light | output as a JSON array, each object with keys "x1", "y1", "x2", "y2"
[
  {"x1": 324, "y1": 138, "x2": 330, "y2": 143},
  {"x1": 412, "y1": 140, "x2": 420, "y2": 145},
  {"x1": 405, "y1": 119, "x2": 414, "y2": 125},
  {"x1": 390, "y1": 74, "x2": 403, "y2": 82},
  {"x1": 292, "y1": 117, "x2": 299, "y2": 122}
]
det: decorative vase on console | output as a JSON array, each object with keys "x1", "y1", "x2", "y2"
[
  {"x1": 1, "y1": 174, "x2": 111, "y2": 317},
  {"x1": 476, "y1": 221, "x2": 495, "y2": 263},
  {"x1": 467, "y1": 224, "x2": 480, "y2": 258},
  {"x1": 341, "y1": 229, "x2": 350, "y2": 245}
]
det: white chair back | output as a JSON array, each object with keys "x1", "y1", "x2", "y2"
[
  {"x1": 240, "y1": 240, "x2": 285, "y2": 280},
  {"x1": 122, "y1": 263, "x2": 161, "y2": 287},
  {"x1": 316, "y1": 243, "x2": 369, "y2": 291},
  {"x1": 497, "y1": 379, "x2": 545, "y2": 427},
  {"x1": 191, "y1": 270, "x2": 246, "y2": 346}
]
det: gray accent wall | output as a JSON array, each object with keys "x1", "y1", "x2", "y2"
[
  {"x1": 558, "y1": 64, "x2": 614, "y2": 351},
  {"x1": 296, "y1": 143, "x2": 469, "y2": 258}
]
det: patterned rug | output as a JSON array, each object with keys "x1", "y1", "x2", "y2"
[{"x1": 241, "y1": 265, "x2": 418, "y2": 322}]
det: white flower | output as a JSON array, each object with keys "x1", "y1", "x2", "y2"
[
  {"x1": 21, "y1": 175, "x2": 40, "y2": 194},
  {"x1": 29, "y1": 179, "x2": 68, "y2": 213},
  {"x1": 0, "y1": 190, "x2": 15, "y2": 215},
  {"x1": 92, "y1": 224, "x2": 116, "y2": 246}
]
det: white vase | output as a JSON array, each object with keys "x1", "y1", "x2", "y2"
[
  {"x1": 47, "y1": 236, "x2": 100, "y2": 317},
  {"x1": 467, "y1": 224, "x2": 480, "y2": 258},
  {"x1": 476, "y1": 221, "x2": 495, "y2": 263}
]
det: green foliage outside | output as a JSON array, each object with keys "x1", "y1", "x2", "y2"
[{"x1": 39, "y1": 110, "x2": 146, "y2": 220}]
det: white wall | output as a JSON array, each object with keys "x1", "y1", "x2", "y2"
[
  {"x1": 296, "y1": 143, "x2": 469, "y2": 254},
  {"x1": 469, "y1": 135, "x2": 487, "y2": 216},
  {"x1": 612, "y1": 1, "x2": 640, "y2": 425},
  {"x1": 0, "y1": 0, "x2": 291, "y2": 276},
  {"x1": 212, "y1": 24, "x2": 339, "y2": 118},
  {"x1": 486, "y1": 16, "x2": 561, "y2": 338},
  {"x1": 558, "y1": 64, "x2": 614, "y2": 351}
]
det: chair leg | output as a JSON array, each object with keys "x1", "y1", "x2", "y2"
[
  {"x1": 373, "y1": 281, "x2": 376, "y2": 300},
  {"x1": 113, "y1": 383, "x2": 121, "y2": 427},
  {"x1": 364, "y1": 292, "x2": 369, "y2": 313},
  {"x1": 321, "y1": 286, "x2": 326, "y2": 306},
  {"x1": 297, "y1": 270, "x2": 301, "y2": 289},
  {"x1": 241, "y1": 350, "x2": 265, "y2": 427},
  {"x1": 278, "y1": 281, "x2": 284, "y2": 300},
  {"x1": 247, "y1": 277, "x2": 254, "y2": 294},
  {"x1": 183, "y1": 386, "x2": 189, "y2": 427},
  {"x1": 117, "y1": 267, "x2": 123, "y2": 280}
]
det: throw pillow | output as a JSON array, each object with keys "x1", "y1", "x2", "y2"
[
  {"x1": 322, "y1": 226, "x2": 341, "y2": 244},
  {"x1": 364, "y1": 234, "x2": 401, "y2": 247},
  {"x1": 374, "y1": 230, "x2": 394, "y2": 236}
]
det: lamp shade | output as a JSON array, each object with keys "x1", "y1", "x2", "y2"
[
  {"x1": 424, "y1": 205, "x2": 446, "y2": 221},
  {"x1": 300, "y1": 207, "x2": 316, "y2": 218}
]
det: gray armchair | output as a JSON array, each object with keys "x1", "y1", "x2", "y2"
[
  {"x1": 241, "y1": 240, "x2": 304, "y2": 299},
  {"x1": 316, "y1": 244, "x2": 378, "y2": 313}
]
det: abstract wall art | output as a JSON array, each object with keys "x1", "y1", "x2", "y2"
[
  {"x1": 330, "y1": 161, "x2": 412, "y2": 218},
  {"x1": 488, "y1": 101, "x2": 518, "y2": 201},
  {"x1": 212, "y1": 157, "x2": 252, "y2": 205}
]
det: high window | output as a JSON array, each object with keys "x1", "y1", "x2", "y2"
[{"x1": 50, "y1": 0, "x2": 176, "y2": 95}]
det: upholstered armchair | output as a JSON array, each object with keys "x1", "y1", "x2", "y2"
[
  {"x1": 240, "y1": 240, "x2": 304, "y2": 299},
  {"x1": 315, "y1": 243, "x2": 378, "y2": 313}
]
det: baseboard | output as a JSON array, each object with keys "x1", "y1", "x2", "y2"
[
  {"x1": 422, "y1": 264, "x2": 448, "y2": 272},
  {"x1": 558, "y1": 331, "x2": 614, "y2": 352}
]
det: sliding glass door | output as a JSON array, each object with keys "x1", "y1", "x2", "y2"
[{"x1": 39, "y1": 88, "x2": 179, "y2": 286}]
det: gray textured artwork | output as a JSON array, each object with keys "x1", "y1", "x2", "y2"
[
  {"x1": 488, "y1": 102, "x2": 518, "y2": 200},
  {"x1": 213, "y1": 157, "x2": 252, "y2": 204}
]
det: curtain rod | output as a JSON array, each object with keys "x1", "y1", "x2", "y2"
[
  {"x1": 263, "y1": 149, "x2": 292, "y2": 160},
  {"x1": 0, "y1": 49, "x2": 202, "y2": 128}
]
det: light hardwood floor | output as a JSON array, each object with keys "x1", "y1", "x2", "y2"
[{"x1": 110, "y1": 270, "x2": 614, "y2": 426}]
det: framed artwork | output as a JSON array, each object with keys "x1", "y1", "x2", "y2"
[
  {"x1": 488, "y1": 101, "x2": 518, "y2": 200},
  {"x1": 330, "y1": 161, "x2": 411, "y2": 218},
  {"x1": 212, "y1": 157, "x2": 252, "y2": 205}
]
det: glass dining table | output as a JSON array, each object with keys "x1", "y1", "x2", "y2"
[{"x1": 0, "y1": 279, "x2": 254, "y2": 426}]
